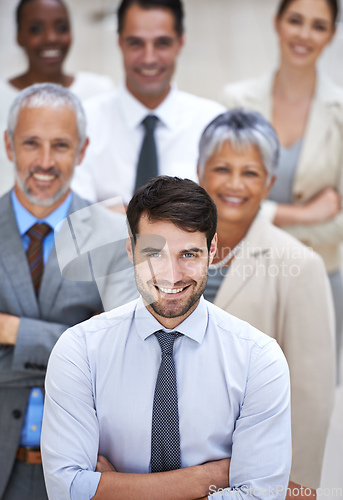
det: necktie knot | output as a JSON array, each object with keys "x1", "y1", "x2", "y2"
[
  {"x1": 27, "y1": 223, "x2": 52, "y2": 242},
  {"x1": 143, "y1": 115, "x2": 158, "y2": 132},
  {"x1": 154, "y1": 330, "x2": 182, "y2": 356}
]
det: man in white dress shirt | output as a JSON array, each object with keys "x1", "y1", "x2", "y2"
[
  {"x1": 42, "y1": 176, "x2": 292, "y2": 500},
  {"x1": 71, "y1": 0, "x2": 225, "y2": 207}
]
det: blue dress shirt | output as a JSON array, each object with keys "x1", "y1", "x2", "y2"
[
  {"x1": 42, "y1": 296, "x2": 291, "y2": 499},
  {"x1": 11, "y1": 189, "x2": 72, "y2": 447}
]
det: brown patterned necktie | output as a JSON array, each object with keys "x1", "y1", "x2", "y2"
[{"x1": 26, "y1": 223, "x2": 52, "y2": 294}]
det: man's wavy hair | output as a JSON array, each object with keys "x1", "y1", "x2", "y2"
[{"x1": 126, "y1": 176, "x2": 217, "y2": 251}]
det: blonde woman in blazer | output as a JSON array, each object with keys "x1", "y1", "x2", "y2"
[
  {"x1": 222, "y1": 0, "x2": 343, "y2": 365},
  {"x1": 198, "y1": 109, "x2": 335, "y2": 498}
]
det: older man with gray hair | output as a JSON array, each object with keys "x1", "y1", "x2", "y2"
[{"x1": 0, "y1": 83, "x2": 136, "y2": 500}]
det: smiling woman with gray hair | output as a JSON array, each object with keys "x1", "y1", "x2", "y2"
[
  {"x1": 198, "y1": 108, "x2": 335, "y2": 499},
  {"x1": 198, "y1": 108, "x2": 279, "y2": 181}
]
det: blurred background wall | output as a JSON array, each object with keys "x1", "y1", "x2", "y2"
[{"x1": 1, "y1": 0, "x2": 343, "y2": 101}]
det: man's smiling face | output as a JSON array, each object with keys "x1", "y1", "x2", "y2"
[
  {"x1": 127, "y1": 215, "x2": 217, "y2": 329},
  {"x1": 118, "y1": 4, "x2": 184, "y2": 109},
  {"x1": 5, "y1": 105, "x2": 87, "y2": 213}
]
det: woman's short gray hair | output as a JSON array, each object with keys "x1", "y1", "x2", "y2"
[
  {"x1": 7, "y1": 83, "x2": 87, "y2": 149},
  {"x1": 198, "y1": 108, "x2": 279, "y2": 180}
]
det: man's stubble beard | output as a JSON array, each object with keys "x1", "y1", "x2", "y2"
[
  {"x1": 133, "y1": 256, "x2": 209, "y2": 319},
  {"x1": 14, "y1": 154, "x2": 76, "y2": 207},
  {"x1": 15, "y1": 171, "x2": 71, "y2": 207}
]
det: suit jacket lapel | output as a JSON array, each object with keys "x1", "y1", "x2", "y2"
[
  {"x1": 214, "y1": 213, "x2": 268, "y2": 311},
  {"x1": 0, "y1": 193, "x2": 39, "y2": 316},
  {"x1": 293, "y1": 75, "x2": 334, "y2": 195},
  {"x1": 245, "y1": 71, "x2": 338, "y2": 201},
  {"x1": 63, "y1": 199, "x2": 94, "y2": 254},
  {"x1": 244, "y1": 72, "x2": 274, "y2": 120},
  {"x1": 214, "y1": 248, "x2": 257, "y2": 310}
]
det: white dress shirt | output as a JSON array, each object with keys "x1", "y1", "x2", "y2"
[
  {"x1": 42, "y1": 296, "x2": 291, "y2": 500},
  {"x1": 71, "y1": 85, "x2": 225, "y2": 205}
]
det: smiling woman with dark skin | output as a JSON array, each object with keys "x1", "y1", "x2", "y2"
[
  {"x1": 10, "y1": 0, "x2": 74, "y2": 90},
  {"x1": 8, "y1": 0, "x2": 114, "y2": 97},
  {"x1": 10, "y1": 0, "x2": 74, "y2": 89},
  {"x1": 0, "y1": 0, "x2": 113, "y2": 196}
]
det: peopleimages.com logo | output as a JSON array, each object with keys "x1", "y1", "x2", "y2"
[{"x1": 208, "y1": 485, "x2": 343, "y2": 497}]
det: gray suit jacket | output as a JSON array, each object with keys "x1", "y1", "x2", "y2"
[{"x1": 0, "y1": 191, "x2": 137, "y2": 496}]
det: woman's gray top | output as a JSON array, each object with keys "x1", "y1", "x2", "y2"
[
  {"x1": 204, "y1": 266, "x2": 229, "y2": 303},
  {"x1": 268, "y1": 138, "x2": 303, "y2": 204}
]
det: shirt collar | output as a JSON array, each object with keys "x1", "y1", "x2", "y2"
[
  {"x1": 11, "y1": 189, "x2": 72, "y2": 237},
  {"x1": 119, "y1": 83, "x2": 178, "y2": 131},
  {"x1": 134, "y1": 295, "x2": 208, "y2": 344}
]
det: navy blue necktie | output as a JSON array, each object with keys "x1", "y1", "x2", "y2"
[
  {"x1": 151, "y1": 330, "x2": 183, "y2": 472},
  {"x1": 135, "y1": 115, "x2": 158, "y2": 191}
]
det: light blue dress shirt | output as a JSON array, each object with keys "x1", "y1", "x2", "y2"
[
  {"x1": 11, "y1": 189, "x2": 72, "y2": 447},
  {"x1": 41, "y1": 297, "x2": 291, "y2": 500}
]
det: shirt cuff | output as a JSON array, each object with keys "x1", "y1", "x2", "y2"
[{"x1": 70, "y1": 470, "x2": 102, "y2": 500}]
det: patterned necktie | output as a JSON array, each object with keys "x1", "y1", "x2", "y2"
[
  {"x1": 151, "y1": 330, "x2": 183, "y2": 473},
  {"x1": 135, "y1": 115, "x2": 158, "y2": 191},
  {"x1": 26, "y1": 223, "x2": 52, "y2": 294}
]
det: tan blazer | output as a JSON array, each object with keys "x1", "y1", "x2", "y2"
[
  {"x1": 214, "y1": 213, "x2": 335, "y2": 489},
  {"x1": 222, "y1": 72, "x2": 343, "y2": 272}
]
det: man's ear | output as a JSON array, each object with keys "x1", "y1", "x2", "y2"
[
  {"x1": 126, "y1": 235, "x2": 134, "y2": 264},
  {"x1": 76, "y1": 137, "x2": 89, "y2": 165},
  {"x1": 177, "y1": 33, "x2": 185, "y2": 54},
  {"x1": 209, "y1": 233, "x2": 218, "y2": 265},
  {"x1": 4, "y1": 131, "x2": 14, "y2": 162},
  {"x1": 118, "y1": 34, "x2": 124, "y2": 52}
]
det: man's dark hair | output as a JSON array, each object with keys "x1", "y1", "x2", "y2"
[
  {"x1": 126, "y1": 176, "x2": 217, "y2": 251},
  {"x1": 117, "y1": 0, "x2": 184, "y2": 36},
  {"x1": 16, "y1": 0, "x2": 67, "y2": 29}
]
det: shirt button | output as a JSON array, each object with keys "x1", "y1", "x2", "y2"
[
  {"x1": 12, "y1": 409, "x2": 22, "y2": 419},
  {"x1": 31, "y1": 425, "x2": 38, "y2": 432},
  {"x1": 32, "y1": 390, "x2": 39, "y2": 398}
]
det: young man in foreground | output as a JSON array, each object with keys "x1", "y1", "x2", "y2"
[{"x1": 42, "y1": 176, "x2": 291, "y2": 499}]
